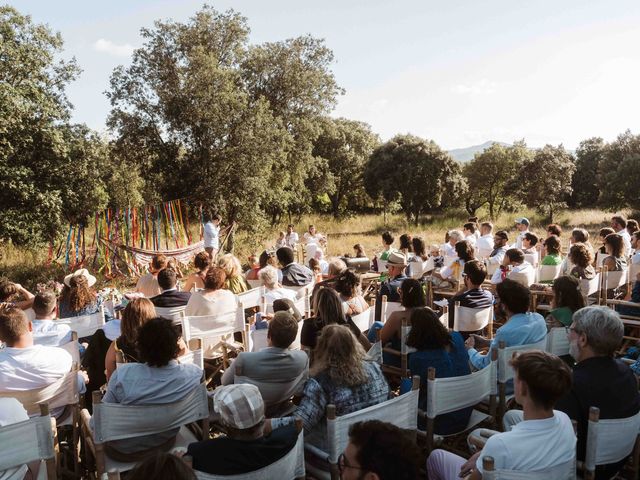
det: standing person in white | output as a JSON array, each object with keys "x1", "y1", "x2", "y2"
[
  {"x1": 427, "y1": 350, "x2": 575, "y2": 479},
  {"x1": 204, "y1": 213, "x2": 222, "y2": 260},
  {"x1": 611, "y1": 215, "x2": 632, "y2": 256},
  {"x1": 514, "y1": 217, "x2": 530, "y2": 249},
  {"x1": 284, "y1": 224, "x2": 299, "y2": 250}
]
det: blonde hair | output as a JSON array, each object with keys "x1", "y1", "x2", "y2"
[
  {"x1": 218, "y1": 254, "x2": 242, "y2": 279},
  {"x1": 121, "y1": 298, "x2": 156, "y2": 344},
  {"x1": 310, "y1": 325, "x2": 369, "y2": 387},
  {"x1": 259, "y1": 266, "x2": 279, "y2": 289}
]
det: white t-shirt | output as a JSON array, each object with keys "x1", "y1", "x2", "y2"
[
  {"x1": 32, "y1": 319, "x2": 72, "y2": 347},
  {"x1": 477, "y1": 411, "x2": 575, "y2": 474},
  {"x1": 204, "y1": 221, "x2": 220, "y2": 249},
  {"x1": 0, "y1": 398, "x2": 29, "y2": 480},
  {"x1": 465, "y1": 234, "x2": 477, "y2": 246},
  {"x1": 0, "y1": 345, "x2": 72, "y2": 391},
  {"x1": 619, "y1": 229, "x2": 632, "y2": 256},
  {"x1": 285, "y1": 232, "x2": 299, "y2": 248},
  {"x1": 476, "y1": 234, "x2": 494, "y2": 258},
  {"x1": 184, "y1": 290, "x2": 237, "y2": 317},
  {"x1": 490, "y1": 262, "x2": 534, "y2": 284}
]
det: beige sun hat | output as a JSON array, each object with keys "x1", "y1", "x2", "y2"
[
  {"x1": 63, "y1": 268, "x2": 97, "y2": 287},
  {"x1": 386, "y1": 251, "x2": 408, "y2": 267}
]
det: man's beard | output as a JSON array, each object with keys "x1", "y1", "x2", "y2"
[{"x1": 569, "y1": 339, "x2": 580, "y2": 361}]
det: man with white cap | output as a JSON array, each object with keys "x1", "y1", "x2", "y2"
[
  {"x1": 514, "y1": 217, "x2": 530, "y2": 249},
  {"x1": 186, "y1": 384, "x2": 299, "y2": 475}
]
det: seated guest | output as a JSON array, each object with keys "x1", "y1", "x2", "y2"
[
  {"x1": 256, "y1": 249, "x2": 282, "y2": 283},
  {"x1": 513, "y1": 217, "x2": 530, "y2": 249},
  {"x1": 0, "y1": 398, "x2": 30, "y2": 480},
  {"x1": 187, "y1": 384, "x2": 299, "y2": 475},
  {"x1": 378, "y1": 231, "x2": 397, "y2": 264},
  {"x1": 447, "y1": 260, "x2": 494, "y2": 330},
  {"x1": 218, "y1": 254, "x2": 249, "y2": 294},
  {"x1": 427, "y1": 351, "x2": 575, "y2": 480},
  {"x1": 104, "y1": 298, "x2": 156, "y2": 381},
  {"x1": 310, "y1": 257, "x2": 347, "y2": 304},
  {"x1": 32, "y1": 290, "x2": 72, "y2": 346},
  {"x1": 406, "y1": 308, "x2": 472, "y2": 434},
  {"x1": 611, "y1": 215, "x2": 632, "y2": 256},
  {"x1": 571, "y1": 227, "x2": 592, "y2": 248},
  {"x1": 135, "y1": 254, "x2": 168, "y2": 298},
  {"x1": 521, "y1": 232, "x2": 539, "y2": 255},
  {"x1": 463, "y1": 223, "x2": 477, "y2": 246},
  {"x1": 260, "y1": 266, "x2": 297, "y2": 305},
  {"x1": 399, "y1": 233, "x2": 414, "y2": 259},
  {"x1": 334, "y1": 270, "x2": 369, "y2": 316},
  {"x1": 102, "y1": 317, "x2": 202, "y2": 458},
  {"x1": 301, "y1": 287, "x2": 367, "y2": 352},
  {"x1": 184, "y1": 267, "x2": 237, "y2": 317},
  {"x1": 150, "y1": 268, "x2": 191, "y2": 308},
  {"x1": 597, "y1": 227, "x2": 615, "y2": 255},
  {"x1": 339, "y1": 420, "x2": 422, "y2": 480},
  {"x1": 557, "y1": 306, "x2": 640, "y2": 480},
  {"x1": 627, "y1": 219, "x2": 639, "y2": 237},
  {"x1": 275, "y1": 230, "x2": 287, "y2": 249},
  {"x1": 279, "y1": 325, "x2": 388, "y2": 450},
  {"x1": 0, "y1": 306, "x2": 86, "y2": 405},
  {"x1": 547, "y1": 223, "x2": 562, "y2": 238},
  {"x1": 442, "y1": 230, "x2": 463, "y2": 258},
  {"x1": 374, "y1": 252, "x2": 408, "y2": 322},
  {"x1": 353, "y1": 243, "x2": 367, "y2": 258},
  {"x1": 221, "y1": 311, "x2": 308, "y2": 415},
  {"x1": 433, "y1": 240, "x2": 475, "y2": 283},
  {"x1": 541, "y1": 235, "x2": 562, "y2": 266},
  {"x1": 602, "y1": 233, "x2": 627, "y2": 272},
  {"x1": 545, "y1": 275, "x2": 585, "y2": 330},
  {"x1": 308, "y1": 258, "x2": 323, "y2": 283},
  {"x1": 182, "y1": 251, "x2": 210, "y2": 292},
  {"x1": 303, "y1": 224, "x2": 324, "y2": 244},
  {"x1": 476, "y1": 222, "x2": 494, "y2": 258},
  {"x1": 276, "y1": 247, "x2": 314, "y2": 287},
  {"x1": 408, "y1": 236, "x2": 429, "y2": 278},
  {"x1": 465, "y1": 279, "x2": 546, "y2": 370},
  {"x1": 59, "y1": 268, "x2": 109, "y2": 319},
  {"x1": 486, "y1": 230, "x2": 509, "y2": 267},
  {"x1": 567, "y1": 243, "x2": 596, "y2": 280},
  {"x1": 490, "y1": 248, "x2": 534, "y2": 285},
  {"x1": 285, "y1": 224, "x2": 299, "y2": 250},
  {"x1": 0, "y1": 279, "x2": 35, "y2": 312}
]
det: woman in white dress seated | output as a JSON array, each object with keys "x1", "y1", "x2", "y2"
[
  {"x1": 260, "y1": 266, "x2": 297, "y2": 305},
  {"x1": 184, "y1": 267, "x2": 237, "y2": 317}
]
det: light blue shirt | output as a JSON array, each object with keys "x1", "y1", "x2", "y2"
[{"x1": 468, "y1": 312, "x2": 547, "y2": 370}]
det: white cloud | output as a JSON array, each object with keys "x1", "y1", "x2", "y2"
[
  {"x1": 451, "y1": 79, "x2": 498, "y2": 95},
  {"x1": 93, "y1": 38, "x2": 135, "y2": 57}
]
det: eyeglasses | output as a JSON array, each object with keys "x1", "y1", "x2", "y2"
[
  {"x1": 338, "y1": 453, "x2": 364, "y2": 477},
  {"x1": 565, "y1": 326, "x2": 579, "y2": 335}
]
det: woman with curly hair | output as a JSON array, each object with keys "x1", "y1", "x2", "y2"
[
  {"x1": 292, "y1": 325, "x2": 388, "y2": 448},
  {"x1": 568, "y1": 243, "x2": 596, "y2": 280},
  {"x1": 58, "y1": 268, "x2": 104, "y2": 318},
  {"x1": 218, "y1": 254, "x2": 249, "y2": 294},
  {"x1": 0, "y1": 280, "x2": 35, "y2": 312},
  {"x1": 182, "y1": 252, "x2": 211, "y2": 292},
  {"x1": 545, "y1": 275, "x2": 585, "y2": 329},
  {"x1": 334, "y1": 270, "x2": 369, "y2": 316}
]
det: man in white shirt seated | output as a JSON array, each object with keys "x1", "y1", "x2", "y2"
[
  {"x1": 476, "y1": 222, "x2": 494, "y2": 258},
  {"x1": 611, "y1": 215, "x2": 632, "y2": 256},
  {"x1": 443, "y1": 230, "x2": 463, "y2": 258},
  {"x1": 284, "y1": 224, "x2": 299, "y2": 250},
  {"x1": 631, "y1": 231, "x2": 640, "y2": 264},
  {"x1": 486, "y1": 230, "x2": 509, "y2": 267},
  {"x1": 31, "y1": 291, "x2": 72, "y2": 346},
  {"x1": 513, "y1": 217, "x2": 530, "y2": 249},
  {"x1": 221, "y1": 310, "x2": 308, "y2": 416},
  {"x1": 490, "y1": 248, "x2": 533, "y2": 285},
  {"x1": 427, "y1": 351, "x2": 575, "y2": 480},
  {"x1": 463, "y1": 223, "x2": 477, "y2": 246},
  {"x1": 0, "y1": 306, "x2": 85, "y2": 403}
]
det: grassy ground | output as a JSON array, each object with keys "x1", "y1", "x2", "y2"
[{"x1": 0, "y1": 207, "x2": 629, "y2": 292}]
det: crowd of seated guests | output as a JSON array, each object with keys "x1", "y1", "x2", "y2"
[{"x1": 4, "y1": 213, "x2": 640, "y2": 480}]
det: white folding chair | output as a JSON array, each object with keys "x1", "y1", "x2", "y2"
[
  {"x1": 546, "y1": 327, "x2": 571, "y2": 356},
  {"x1": 595, "y1": 251, "x2": 607, "y2": 267},
  {"x1": 423, "y1": 352, "x2": 498, "y2": 454},
  {"x1": 82, "y1": 385, "x2": 209, "y2": 478},
  {"x1": 536, "y1": 264, "x2": 562, "y2": 283},
  {"x1": 178, "y1": 338, "x2": 204, "y2": 370},
  {"x1": 0, "y1": 404, "x2": 57, "y2": 480},
  {"x1": 482, "y1": 456, "x2": 576, "y2": 480},
  {"x1": 601, "y1": 267, "x2": 628, "y2": 304},
  {"x1": 507, "y1": 269, "x2": 536, "y2": 288},
  {"x1": 181, "y1": 309, "x2": 246, "y2": 365},
  {"x1": 524, "y1": 253, "x2": 539, "y2": 267},
  {"x1": 580, "y1": 273, "x2": 601, "y2": 305},
  {"x1": 155, "y1": 305, "x2": 187, "y2": 324},
  {"x1": 452, "y1": 303, "x2": 493, "y2": 336},
  {"x1": 580, "y1": 407, "x2": 640, "y2": 480},
  {"x1": 58, "y1": 306, "x2": 105, "y2": 338},
  {"x1": 246, "y1": 279, "x2": 262, "y2": 289},
  {"x1": 380, "y1": 297, "x2": 403, "y2": 323},
  {"x1": 305, "y1": 377, "x2": 420, "y2": 480},
  {"x1": 187, "y1": 421, "x2": 305, "y2": 479},
  {"x1": 236, "y1": 287, "x2": 265, "y2": 310},
  {"x1": 350, "y1": 308, "x2": 375, "y2": 332},
  {"x1": 60, "y1": 331, "x2": 80, "y2": 366},
  {"x1": 379, "y1": 317, "x2": 415, "y2": 378}
]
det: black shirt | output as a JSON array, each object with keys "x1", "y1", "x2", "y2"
[
  {"x1": 555, "y1": 356, "x2": 640, "y2": 480},
  {"x1": 186, "y1": 424, "x2": 298, "y2": 475}
]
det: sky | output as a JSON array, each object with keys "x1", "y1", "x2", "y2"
[{"x1": 13, "y1": 0, "x2": 640, "y2": 150}]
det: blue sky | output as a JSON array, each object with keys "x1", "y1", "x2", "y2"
[{"x1": 14, "y1": 0, "x2": 640, "y2": 149}]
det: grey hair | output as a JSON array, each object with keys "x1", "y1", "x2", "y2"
[
  {"x1": 448, "y1": 230, "x2": 464, "y2": 242},
  {"x1": 327, "y1": 258, "x2": 347, "y2": 277},
  {"x1": 572, "y1": 306, "x2": 623, "y2": 356},
  {"x1": 259, "y1": 266, "x2": 279, "y2": 289}
]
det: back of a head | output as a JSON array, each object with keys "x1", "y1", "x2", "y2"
[
  {"x1": 128, "y1": 452, "x2": 196, "y2": 480},
  {"x1": 495, "y1": 230, "x2": 509, "y2": 242},
  {"x1": 405, "y1": 307, "x2": 450, "y2": 350},
  {"x1": 334, "y1": 270, "x2": 359, "y2": 297},
  {"x1": 496, "y1": 279, "x2": 530, "y2": 314},
  {"x1": 604, "y1": 233, "x2": 624, "y2": 257},
  {"x1": 412, "y1": 237, "x2": 426, "y2": 257},
  {"x1": 505, "y1": 248, "x2": 525, "y2": 264},
  {"x1": 276, "y1": 246, "x2": 294, "y2": 266},
  {"x1": 463, "y1": 222, "x2": 476, "y2": 234},
  {"x1": 0, "y1": 306, "x2": 29, "y2": 346},
  {"x1": 327, "y1": 257, "x2": 347, "y2": 277},
  {"x1": 547, "y1": 224, "x2": 562, "y2": 237},
  {"x1": 121, "y1": 297, "x2": 156, "y2": 344},
  {"x1": 151, "y1": 254, "x2": 169, "y2": 272},
  {"x1": 218, "y1": 254, "x2": 242, "y2": 278},
  {"x1": 259, "y1": 265, "x2": 279, "y2": 289},
  {"x1": 599, "y1": 227, "x2": 615, "y2": 239},
  {"x1": 137, "y1": 317, "x2": 179, "y2": 367},
  {"x1": 312, "y1": 324, "x2": 367, "y2": 386},
  {"x1": 627, "y1": 219, "x2": 639, "y2": 234},
  {"x1": 569, "y1": 243, "x2": 592, "y2": 268},
  {"x1": 455, "y1": 240, "x2": 475, "y2": 261},
  {"x1": 524, "y1": 232, "x2": 539, "y2": 246},
  {"x1": 511, "y1": 351, "x2": 572, "y2": 410},
  {"x1": 157, "y1": 268, "x2": 177, "y2": 290},
  {"x1": 399, "y1": 279, "x2": 425, "y2": 308},
  {"x1": 543, "y1": 235, "x2": 561, "y2": 255},
  {"x1": 272, "y1": 298, "x2": 302, "y2": 322},
  {"x1": 612, "y1": 215, "x2": 627, "y2": 230},
  {"x1": 194, "y1": 251, "x2": 211, "y2": 271},
  {"x1": 464, "y1": 260, "x2": 487, "y2": 286},
  {"x1": 204, "y1": 267, "x2": 226, "y2": 291},
  {"x1": 348, "y1": 420, "x2": 422, "y2": 480},
  {"x1": 32, "y1": 291, "x2": 57, "y2": 317},
  {"x1": 381, "y1": 231, "x2": 394, "y2": 246},
  {"x1": 573, "y1": 306, "x2": 624, "y2": 357},
  {"x1": 571, "y1": 228, "x2": 589, "y2": 243},
  {"x1": 315, "y1": 287, "x2": 346, "y2": 325},
  {"x1": 481, "y1": 222, "x2": 493, "y2": 233},
  {"x1": 552, "y1": 275, "x2": 585, "y2": 313},
  {"x1": 448, "y1": 229, "x2": 463, "y2": 242},
  {"x1": 268, "y1": 311, "x2": 299, "y2": 348},
  {"x1": 399, "y1": 234, "x2": 413, "y2": 251}
]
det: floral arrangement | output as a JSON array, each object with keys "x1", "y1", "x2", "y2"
[{"x1": 35, "y1": 280, "x2": 64, "y2": 297}]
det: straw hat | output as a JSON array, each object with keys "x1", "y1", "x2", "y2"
[{"x1": 63, "y1": 268, "x2": 97, "y2": 287}]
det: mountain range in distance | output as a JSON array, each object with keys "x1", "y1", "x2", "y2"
[{"x1": 447, "y1": 140, "x2": 510, "y2": 163}]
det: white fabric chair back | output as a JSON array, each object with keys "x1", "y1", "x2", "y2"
[
  {"x1": 192, "y1": 428, "x2": 305, "y2": 479},
  {"x1": 250, "y1": 328, "x2": 269, "y2": 352},
  {"x1": 426, "y1": 359, "x2": 497, "y2": 418},
  {"x1": 602, "y1": 269, "x2": 628, "y2": 291},
  {"x1": 155, "y1": 305, "x2": 186, "y2": 324},
  {"x1": 595, "y1": 252, "x2": 607, "y2": 267},
  {"x1": 181, "y1": 311, "x2": 241, "y2": 358},
  {"x1": 443, "y1": 255, "x2": 457, "y2": 268},
  {"x1": 486, "y1": 260, "x2": 499, "y2": 277},
  {"x1": 326, "y1": 389, "x2": 419, "y2": 463},
  {"x1": 351, "y1": 309, "x2": 374, "y2": 332},
  {"x1": 59, "y1": 306, "x2": 105, "y2": 337},
  {"x1": 482, "y1": 458, "x2": 576, "y2": 480},
  {"x1": 60, "y1": 334, "x2": 81, "y2": 366},
  {"x1": 178, "y1": 349, "x2": 204, "y2": 370},
  {"x1": 536, "y1": 264, "x2": 562, "y2": 283},
  {"x1": 92, "y1": 385, "x2": 209, "y2": 443},
  {"x1": 524, "y1": 253, "x2": 539, "y2": 267},
  {"x1": 579, "y1": 274, "x2": 601, "y2": 302},
  {"x1": 630, "y1": 263, "x2": 640, "y2": 281},
  {"x1": 585, "y1": 409, "x2": 640, "y2": 472},
  {"x1": 545, "y1": 327, "x2": 570, "y2": 357},
  {"x1": 0, "y1": 370, "x2": 80, "y2": 416},
  {"x1": 236, "y1": 287, "x2": 265, "y2": 310},
  {"x1": 381, "y1": 300, "x2": 403, "y2": 323},
  {"x1": 453, "y1": 305, "x2": 493, "y2": 332},
  {"x1": 497, "y1": 339, "x2": 547, "y2": 383},
  {"x1": 0, "y1": 413, "x2": 55, "y2": 477},
  {"x1": 507, "y1": 269, "x2": 535, "y2": 288}
]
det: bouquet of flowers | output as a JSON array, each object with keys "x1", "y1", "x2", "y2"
[{"x1": 35, "y1": 280, "x2": 64, "y2": 297}]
